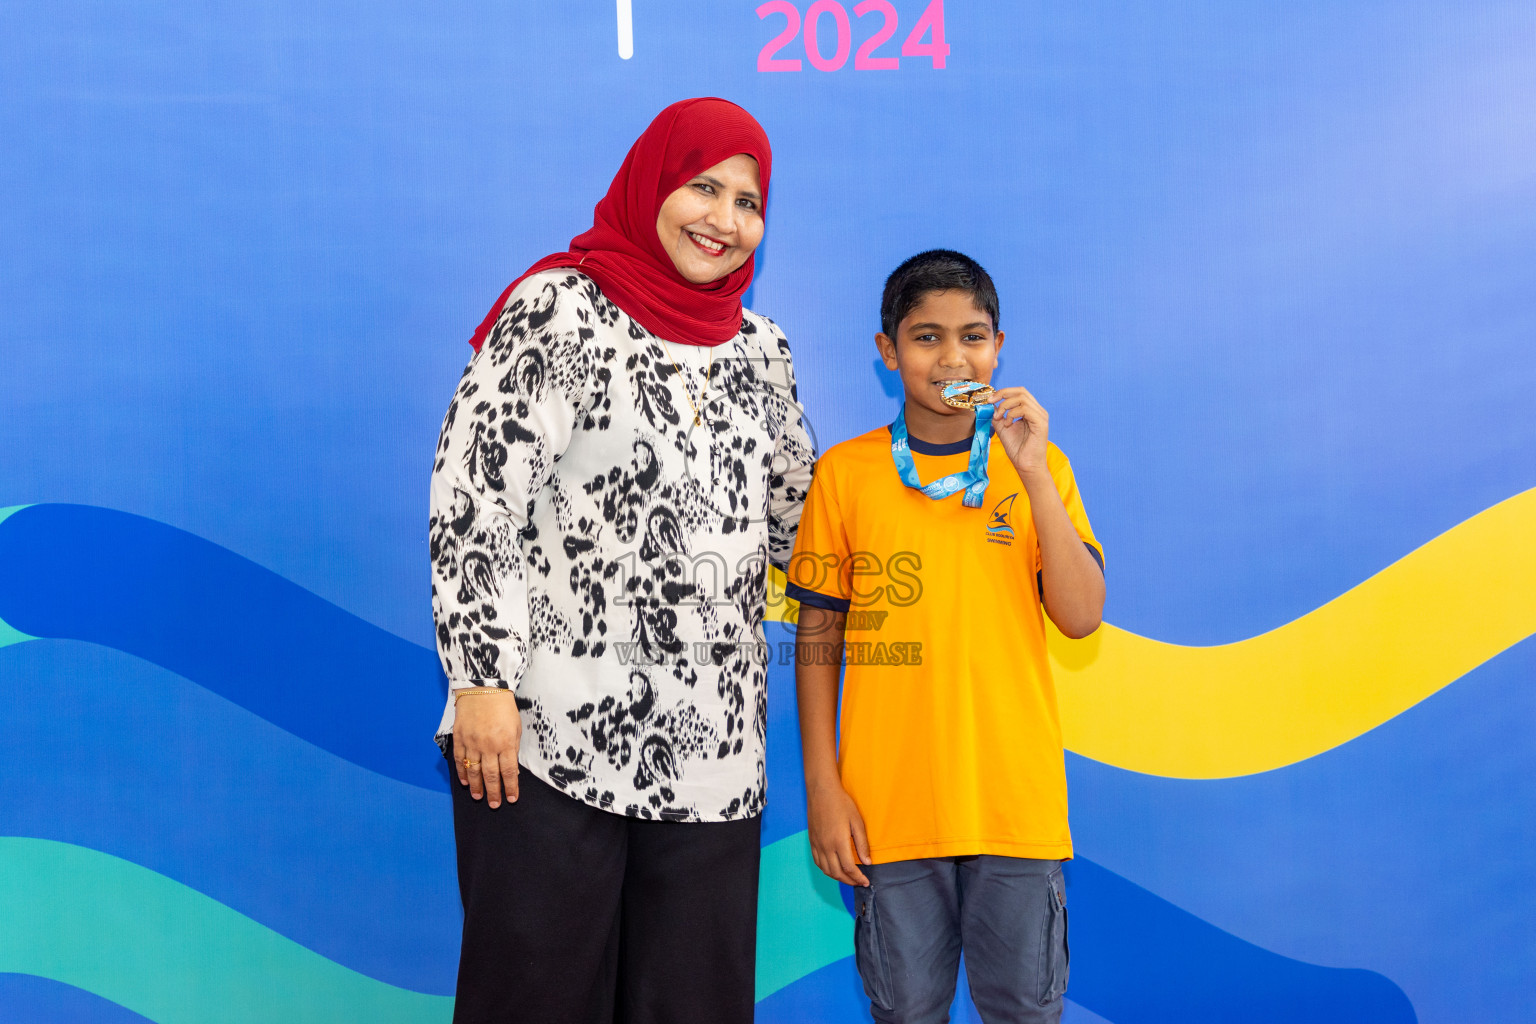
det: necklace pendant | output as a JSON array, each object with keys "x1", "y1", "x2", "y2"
[{"x1": 693, "y1": 413, "x2": 701, "y2": 427}]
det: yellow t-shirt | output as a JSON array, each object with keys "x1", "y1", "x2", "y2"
[{"x1": 787, "y1": 425, "x2": 1102, "y2": 864}]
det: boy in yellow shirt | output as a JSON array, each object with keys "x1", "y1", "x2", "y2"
[{"x1": 789, "y1": 250, "x2": 1105, "y2": 1023}]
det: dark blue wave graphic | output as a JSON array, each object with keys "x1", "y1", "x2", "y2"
[
  {"x1": 0, "y1": 504, "x2": 448, "y2": 790},
  {"x1": 770, "y1": 863, "x2": 1414, "y2": 1024},
  {"x1": 1064, "y1": 859, "x2": 1415, "y2": 1023},
  {"x1": 0, "y1": 973, "x2": 154, "y2": 1024},
  {"x1": 1068, "y1": 635, "x2": 1536, "y2": 1024},
  {"x1": 755, "y1": 956, "x2": 869, "y2": 1021},
  {"x1": 815, "y1": 860, "x2": 1412, "y2": 1024},
  {"x1": 0, "y1": 641, "x2": 460, "y2": 994}
]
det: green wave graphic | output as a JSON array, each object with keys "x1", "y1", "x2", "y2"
[
  {"x1": 755, "y1": 830, "x2": 851, "y2": 1000},
  {"x1": 0, "y1": 832, "x2": 840, "y2": 1014},
  {"x1": 0, "y1": 506, "x2": 33, "y2": 649},
  {"x1": 0, "y1": 837, "x2": 451, "y2": 1024}
]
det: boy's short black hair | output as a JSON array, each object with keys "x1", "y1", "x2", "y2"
[{"x1": 880, "y1": 249, "x2": 1000, "y2": 340}]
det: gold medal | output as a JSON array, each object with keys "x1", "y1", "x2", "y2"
[{"x1": 939, "y1": 380, "x2": 996, "y2": 409}]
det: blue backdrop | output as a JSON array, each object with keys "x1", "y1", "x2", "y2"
[{"x1": 3, "y1": 2, "x2": 1534, "y2": 1021}]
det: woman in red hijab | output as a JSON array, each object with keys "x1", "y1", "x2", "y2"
[{"x1": 428, "y1": 98, "x2": 814, "y2": 1023}]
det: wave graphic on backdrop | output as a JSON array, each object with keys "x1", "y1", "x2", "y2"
[
  {"x1": 0, "y1": 838, "x2": 451, "y2": 1024},
  {"x1": 0, "y1": 825, "x2": 1413, "y2": 1024},
  {"x1": 0, "y1": 503, "x2": 1420, "y2": 1020},
  {"x1": 0, "y1": 973, "x2": 158, "y2": 1024},
  {"x1": 0, "y1": 506, "x2": 30, "y2": 649},
  {"x1": 0, "y1": 641, "x2": 459, "y2": 993},
  {"x1": 756, "y1": 831, "x2": 1414, "y2": 1021},
  {"x1": 0, "y1": 504, "x2": 447, "y2": 790},
  {"x1": 9, "y1": 495, "x2": 1531, "y2": 785},
  {"x1": 768, "y1": 486, "x2": 1536, "y2": 778},
  {"x1": 0, "y1": 642, "x2": 1418, "y2": 1022}
]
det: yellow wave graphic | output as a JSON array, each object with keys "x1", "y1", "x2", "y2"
[{"x1": 767, "y1": 487, "x2": 1536, "y2": 779}]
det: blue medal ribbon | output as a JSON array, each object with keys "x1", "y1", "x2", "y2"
[{"x1": 890, "y1": 403, "x2": 995, "y2": 508}]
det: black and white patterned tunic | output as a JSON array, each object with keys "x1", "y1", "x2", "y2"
[{"x1": 430, "y1": 271, "x2": 815, "y2": 821}]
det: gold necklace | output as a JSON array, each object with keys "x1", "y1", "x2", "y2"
[
  {"x1": 662, "y1": 341, "x2": 713, "y2": 427},
  {"x1": 573, "y1": 258, "x2": 713, "y2": 425}
]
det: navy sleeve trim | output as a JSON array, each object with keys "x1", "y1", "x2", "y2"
[
  {"x1": 1038, "y1": 542, "x2": 1105, "y2": 600},
  {"x1": 785, "y1": 582, "x2": 851, "y2": 613}
]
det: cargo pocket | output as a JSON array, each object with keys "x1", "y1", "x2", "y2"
[
  {"x1": 1037, "y1": 866, "x2": 1070, "y2": 1005},
  {"x1": 854, "y1": 884, "x2": 896, "y2": 1013}
]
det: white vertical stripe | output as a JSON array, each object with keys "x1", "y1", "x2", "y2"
[{"x1": 616, "y1": 0, "x2": 633, "y2": 60}]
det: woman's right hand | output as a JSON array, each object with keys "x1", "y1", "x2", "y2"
[
  {"x1": 807, "y1": 777, "x2": 871, "y2": 886},
  {"x1": 452, "y1": 690, "x2": 523, "y2": 809}
]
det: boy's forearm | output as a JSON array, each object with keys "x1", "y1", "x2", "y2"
[
  {"x1": 1021, "y1": 470, "x2": 1105, "y2": 638},
  {"x1": 795, "y1": 607, "x2": 847, "y2": 790}
]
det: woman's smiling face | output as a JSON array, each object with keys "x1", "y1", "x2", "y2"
[{"x1": 655, "y1": 154, "x2": 764, "y2": 285}]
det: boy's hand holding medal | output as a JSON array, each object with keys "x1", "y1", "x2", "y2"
[
  {"x1": 984, "y1": 385, "x2": 1051, "y2": 480},
  {"x1": 939, "y1": 379, "x2": 1051, "y2": 480}
]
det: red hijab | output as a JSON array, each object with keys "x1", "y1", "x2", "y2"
[{"x1": 469, "y1": 97, "x2": 772, "y2": 352}]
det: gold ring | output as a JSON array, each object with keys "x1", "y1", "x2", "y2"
[{"x1": 464, "y1": 758, "x2": 481, "y2": 769}]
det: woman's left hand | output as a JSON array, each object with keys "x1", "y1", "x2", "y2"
[{"x1": 987, "y1": 386, "x2": 1050, "y2": 479}]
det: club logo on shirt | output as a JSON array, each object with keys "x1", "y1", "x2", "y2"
[{"x1": 986, "y1": 493, "x2": 1017, "y2": 546}]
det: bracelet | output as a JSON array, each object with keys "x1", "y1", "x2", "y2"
[{"x1": 453, "y1": 687, "x2": 514, "y2": 705}]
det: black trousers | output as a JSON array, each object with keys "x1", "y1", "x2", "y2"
[{"x1": 450, "y1": 756, "x2": 762, "y2": 1024}]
